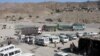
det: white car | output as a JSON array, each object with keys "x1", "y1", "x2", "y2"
[
  {"x1": 18, "y1": 53, "x2": 35, "y2": 56},
  {"x1": 55, "y1": 52, "x2": 69, "y2": 56},
  {"x1": 90, "y1": 32, "x2": 98, "y2": 35},
  {"x1": 76, "y1": 32, "x2": 84, "y2": 37},
  {"x1": 59, "y1": 34, "x2": 69, "y2": 42},
  {"x1": 83, "y1": 32, "x2": 98, "y2": 36}
]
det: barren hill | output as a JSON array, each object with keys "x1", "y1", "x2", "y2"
[{"x1": 0, "y1": 1, "x2": 100, "y2": 23}]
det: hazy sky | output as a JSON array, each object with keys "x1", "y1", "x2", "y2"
[{"x1": 0, "y1": 0, "x2": 97, "y2": 3}]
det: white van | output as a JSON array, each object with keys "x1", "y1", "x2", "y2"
[
  {"x1": 19, "y1": 53, "x2": 35, "y2": 56},
  {"x1": 49, "y1": 35, "x2": 60, "y2": 43},
  {"x1": 0, "y1": 48, "x2": 22, "y2": 56},
  {"x1": 0, "y1": 44, "x2": 15, "y2": 52},
  {"x1": 35, "y1": 36, "x2": 50, "y2": 46}
]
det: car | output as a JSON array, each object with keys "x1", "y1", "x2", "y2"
[
  {"x1": 76, "y1": 32, "x2": 84, "y2": 37},
  {"x1": 70, "y1": 34, "x2": 77, "y2": 40},
  {"x1": 66, "y1": 34, "x2": 78, "y2": 40},
  {"x1": 19, "y1": 53, "x2": 35, "y2": 56},
  {"x1": 55, "y1": 52, "x2": 70, "y2": 56},
  {"x1": 90, "y1": 32, "x2": 98, "y2": 35},
  {"x1": 66, "y1": 34, "x2": 77, "y2": 41},
  {"x1": 66, "y1": 34, "x2": 73, "y2": 41},
  {"x1": 83, "y1": 32, "x2": 98, "y2": 36},
  {"x1": 83, "y1": 32, "x2": 91, "y2": 36},
  {"x1": 59, "y1": 34, "x2": 69, "y2": 42}
]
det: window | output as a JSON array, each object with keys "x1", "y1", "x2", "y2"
[
  {"x1": 9, "y1": 52, "x2": 14, "y2": 56},
  {"x1": 53, "y1": 38, "x2": 58, "y2": 40},
  {"x1": 39, "y1": 39, "x2": 44, "y2": 41},
  {"x1": 9, "y1": 46, "x2": 14, "y2": 49},
  {"x1": 15, "y1": 50, "x2": 20, "y2": 54}
]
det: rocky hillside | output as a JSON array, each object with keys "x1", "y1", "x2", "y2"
[{"x1": 0, "y1": 1, "x2": 100, "y2": 23}]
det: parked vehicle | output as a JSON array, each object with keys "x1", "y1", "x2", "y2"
[
  {"x1": 83, "y1": 32, "x2": 91, "y2": 36},
  {"x1": 19, "y1": 53, "x2": 35, "y2": 56},
  {"x1": 90, "y1": 32, "x2": 98, "y2": 36},
  {"x1": 42, "y1": 34, "x2": 60, "y2": 43},
  {"x1": 0, "y1": 48, "x2": 22, "y2": 56},
  {"x1": 0, "y1": 44, "x2": 15, "y2": 52},
  {"x1": 67, "y1": 34, "x2": 77, "y2": 40},
  {"x1": 59, "y1": 34, "x2": 69, "y2": 42},
  {"x1": 55, "y1": 52, "x2": 69, "y2": 56},
  {"x1": 49, "y1": 35, "x2": 60, "y2": 43},
  {"x1": 83, "y1": 32, "x2": 98, "y2": 36},
  {"x1": 35, "y1": 36, "x2": 50, "y2": 46},
  {"x1": 76, "y1": 32, "x2": 84, "y2": 37}
]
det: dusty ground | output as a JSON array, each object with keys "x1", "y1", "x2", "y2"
[
  {"x1": 0, "y1": 23, "x2": 99, "y2": 56},
  {"x1": 15, "y1": 39, "x2": 79, "y2": 56},
  {"x1": 14, "y1": 23, "x2": 100, "y2": 56}
]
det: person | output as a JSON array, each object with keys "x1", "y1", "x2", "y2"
[
  {"x1": 61, "y1": 41, "x2": 64, "y2": 45},
  {"x1": 0, "y1": 44, "x2": 3, "y2": 47},
  {"x1": 54, "y1": 41, "x2": 57, "y2": 48},
  {"x1": 57, "y1": 47, "x2": 61, "y2": 51},
  {"x1": 8, "y1": 41, "x2": 12, "y2": 45},
  {"x1": 70, "y1": 43, "x2": 73, "y2": 52}
]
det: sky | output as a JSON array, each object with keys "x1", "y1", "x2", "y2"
[{"x1": 0, "y1": 0, "x2": 97, "y2": 3}]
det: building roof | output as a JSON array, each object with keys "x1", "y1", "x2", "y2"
[{"x1": 73, "y1": 23, "x2": 85, "y2": 26}]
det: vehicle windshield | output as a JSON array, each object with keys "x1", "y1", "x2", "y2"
[
  {"x1": 60, "y1": 35, "x2": 68, "y2": 39},
  {"x1": 71, "y1": 35, "x2": 76, "y2": 37},
  {"x1": 64, "y1": 37, "x2": 68, "y2": 39},
  {"x1": 53, "y1": 38, "x2": 58, "y2": 40}
]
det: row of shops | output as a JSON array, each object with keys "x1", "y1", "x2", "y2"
[
  {"x1": 0, "y1": 22, "x2": 86, "y2": 35},
  {"x1": 42, "y1": 23, "x2": 85, "y2": 32}
]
